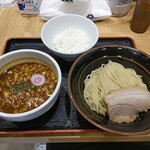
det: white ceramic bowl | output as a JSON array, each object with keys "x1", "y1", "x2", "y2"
[
  {"x1": 0, "y1": 49, "x2": 62, "y2": 122},
  {"x1": 41, "y1": 14, "x2": 99, "y2": 61}
]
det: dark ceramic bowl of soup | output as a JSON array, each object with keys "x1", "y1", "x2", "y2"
[
  {"x1": 0, "y1": 49, "x2": 62, "y2": 122},
  {"x1": 68, "y1": 45, "x2": 150, "y2": 135}
]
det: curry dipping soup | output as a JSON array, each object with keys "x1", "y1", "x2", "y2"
[{"x1": 0, "y1": 57, "x2": 58, "y2": 114}]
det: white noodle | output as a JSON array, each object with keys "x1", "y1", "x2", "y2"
[{"x1": 84, "y1": 60, "x2": 147, "y2": 116}]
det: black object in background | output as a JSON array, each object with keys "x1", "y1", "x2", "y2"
[{"x1": 47, "y1": 142, "x2": 150, "y2": 150}]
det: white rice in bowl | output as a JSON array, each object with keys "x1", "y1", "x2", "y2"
[{"x1": 53, "y1": 28, "x2": 89, "y2": 53}]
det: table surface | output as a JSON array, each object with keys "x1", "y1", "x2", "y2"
[{"x1": 0, "y1": 2, "x2": 150, "y2": 143}]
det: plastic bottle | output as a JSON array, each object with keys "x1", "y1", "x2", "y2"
[{"x1": 130, "y1": 0, "x2": 150, "y2": 33}]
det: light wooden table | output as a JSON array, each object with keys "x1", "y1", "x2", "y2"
[
  {"x1": 0, "y1": 2, "x2": 150, "y2": 55},
  {"x1": 0, "y1": 2, "x2": 150, "y2": 143}
]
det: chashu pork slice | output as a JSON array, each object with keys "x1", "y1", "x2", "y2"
[{"x1": 103, "y1": 87, "x2": 150, "y2": 123}]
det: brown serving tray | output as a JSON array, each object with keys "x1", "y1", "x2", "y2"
[{"x1": 0, "y1": 37, "x2": 136, "y2": 135}]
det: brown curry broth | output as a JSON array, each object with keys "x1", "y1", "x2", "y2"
[{"x1": 0, "y1": 58, "x2": 57, "y2": 114}]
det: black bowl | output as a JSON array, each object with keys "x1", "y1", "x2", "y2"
[{"x1": 68, "y1": 45, "x2": 150, "y2": 135}]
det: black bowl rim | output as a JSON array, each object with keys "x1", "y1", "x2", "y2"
[{"x1": 68, "y1": 45, "x2": 150, "y2": 136}]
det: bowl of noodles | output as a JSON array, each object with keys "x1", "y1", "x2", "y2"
[{"x1": 68, "y1": 45, "x2": 150, "y2": 135}]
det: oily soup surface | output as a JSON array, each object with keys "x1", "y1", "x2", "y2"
[{"x1": 0, "y1": 60, "x2": 57, "y2": 114}]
